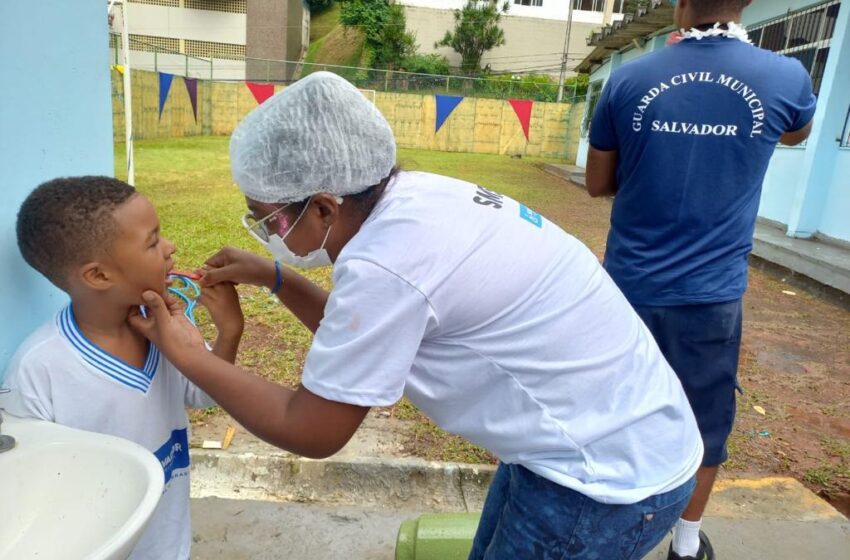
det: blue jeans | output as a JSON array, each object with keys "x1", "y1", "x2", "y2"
[{"x1": 469, "y1": 464, "x2": 696, "y2": 560}]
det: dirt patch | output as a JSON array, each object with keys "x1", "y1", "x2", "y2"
[{"x1": 729, "y1": 269, "x2": 850, "y2": 515}]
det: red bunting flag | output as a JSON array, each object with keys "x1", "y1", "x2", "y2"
[
  {"x1": 246, "y1": 82, "x2": 275, "y2": 105},
  {"x1": 508, "y1": 99, "x2": 534, "y2": 141}
]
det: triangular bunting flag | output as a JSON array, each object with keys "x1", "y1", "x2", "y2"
[
  {"x1": 246, "y1": 82, "x2": 275, "y2": 105},
  {"x1": 158, "y1": 72, "x2": 174, "y2": 119},
  {"x1": 508, "y1": 99, "x2": 534, "y2": 141},
  {"x1": 435, "y1": 95, "x2": 464, "y2": 132},
  {"x1": 111, "y1": 64, "x2": 124, "y2": 75},
  {"x1": 185, "y1": 78, "x2": 198, "y2": 123}
]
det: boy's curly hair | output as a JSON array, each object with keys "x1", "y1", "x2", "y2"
[{"x1": 17, "y1": 176, "x2": 137, "y2": 291}]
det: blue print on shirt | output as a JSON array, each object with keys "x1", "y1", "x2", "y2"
[
  {"x1": 154, "y1": 428, "x2": 190, "y2": 484},
  {"x1": 519, "y1": 204, "x2": 543, "y2": 228}
]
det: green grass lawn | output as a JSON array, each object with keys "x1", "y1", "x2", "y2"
[
  {"x1": 114, "y1": 136, "x2": 584, "y2": 463},
  {"x1": 304, "y1": 3, "x2": 366, "y2": 70},
  {"x1": 310, "y1": 3, "x2": 342, "y2": 43}
]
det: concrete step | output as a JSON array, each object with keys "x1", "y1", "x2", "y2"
[
  {"x1": 543, "y1": 163, "x2": 586, "y2": 187},
  {"x1": 752, "y1": 222, "x2": 850, "y2": 295}
]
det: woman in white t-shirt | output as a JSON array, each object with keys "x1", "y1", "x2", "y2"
[{"x1": 131, "y1": 72, "x2": 703, "y2": 559}]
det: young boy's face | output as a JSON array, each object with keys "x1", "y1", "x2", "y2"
[{"x1": 104, "y1": 194, "x2": 176, "y2": 304}]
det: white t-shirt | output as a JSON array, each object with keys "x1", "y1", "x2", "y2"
[
  {"x1": 303, "y1": 171, "x2": 703, "y2": 504},
  {"x1": 1, "y1": 305, "x2": 214, "y2": 560}
]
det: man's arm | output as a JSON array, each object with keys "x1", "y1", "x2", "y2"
[
  {"x1": 780, "y1": 120, "x2": 813, "y2": 146},
  {"x1": 586, "y1": 147, "x2": 619, "y2": 198}
]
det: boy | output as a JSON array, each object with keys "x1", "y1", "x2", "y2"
[{"x1": 1, "y1": 176, "x2": 244, "y2": 560}]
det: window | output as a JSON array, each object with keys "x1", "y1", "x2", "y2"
[
  {"x1": 128, "y1": 0, "x2": 180, "y2": 7},
  {"x1": 127, "y1": 34, "x2": 180, "y2": 54},
  {"x1": 581, "y1": 80, "x2": 605, "y2": 138},
  {"x1": 573, "y1": 0, "x2": 626, "y2": 12},
  {"x1": 185, "y1": 39, "x2": 246, "y2": 60},
  {"x1": 574, "y1": 0, "x2": 601, "y2": 11},
  {"x1": 184, "y1": 0, "x2": 247, "y2": 13},
  {"x1": 514, "y1": 0, "x2": 543, "y2": 6},
  {"x1": 748, "y1": 0, "x2": 839, "y2": 95}
]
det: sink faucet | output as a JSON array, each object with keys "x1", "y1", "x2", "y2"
[{"x1": 0, "y1": 387, "x2": 15, "y2": 453}]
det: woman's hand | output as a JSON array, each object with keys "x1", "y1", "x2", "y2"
[
  {"x1": 199, "y1": 281, "x2": 244, "y2": 338},
  {"x1": 200, "y1": 247, "x2": 276, "y2": 289},
  {"x1": 129, "y1": 291, "x2": 207, "y2": 367},
  {"x1": 199, "y1": 281, "x2": 244, "y2": 364}
]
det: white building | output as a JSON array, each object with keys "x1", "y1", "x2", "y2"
[
  {"x1": 398, "y1": 0, "x2": 626, "y2": 76},
  {"x1": 109, "y1": 0, "x2": 309, "y2": 81}
]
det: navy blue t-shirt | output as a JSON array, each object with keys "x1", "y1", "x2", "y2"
[{"x1": 591, "y1": 37, "x2": 817, "y2": 306}]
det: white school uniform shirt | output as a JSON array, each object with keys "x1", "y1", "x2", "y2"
[
  {"x1": 1, "y1": 305, "x2": 214, "y2": 560},
  {"x1": 303, "y1": 171, "x2": 703, "y2": 505}
]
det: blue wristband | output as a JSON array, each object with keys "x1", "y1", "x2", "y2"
[{"x1": 270, "y1": 260, "x2": 283, "y2": 294}]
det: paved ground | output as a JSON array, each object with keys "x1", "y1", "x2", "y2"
[
  {"x1": 191, "y1": 499, "x2": 414, "y2": 560},
  {"x1": 191, "y1": 497, "x2": 850, "y2": 559},
  {"x1": 189, "y1": 477, "x2": 849, "y2": 559}
]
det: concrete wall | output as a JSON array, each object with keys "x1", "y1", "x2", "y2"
[
  {"x1": 114, "y1": 3, "x2": 248, "y2": 80},
  {"x1": 246, "y1": 0, "x2": 305, "y2": 81},
  {"x1": 113, "y1": 69, "x2": 583, "y2": 159},
  {"x1": 109, "y1": 49, "x2": 245, "y2": 81},
  {"x1": 405, "y1": 6, "x2": 604, "y2": 75},
  {"x1": 399, "y1": 0, "x2": 623, "y2": 23},
  {"x1": 0, "y1": 0, "x2": 113, "y2": 376},
  {"x1": 377, "y1": 92, "x2": 583, "y2": 157},
  {"x1": 819, "y1": 151, "x2": 850, "y2": 241},
  {"x1": 758, "y1": 147, "x2": 806, "y2": 225},
  {"x1": 127, "y1": 3, "x2": 247, "y2": 44}
]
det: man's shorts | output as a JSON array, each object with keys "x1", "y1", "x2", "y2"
[{"x1": 633, "y1": 299, "x2": 743, "y2": 466}]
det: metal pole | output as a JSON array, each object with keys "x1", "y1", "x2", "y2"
[
  {"x1": 119, "y1": 2, "x2": 135, "y2": 185},
  {"x1": 557, "y1": 1, "x2": 575, "y2": 103}
]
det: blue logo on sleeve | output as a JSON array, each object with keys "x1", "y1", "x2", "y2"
[
  {"x1": 519, "y1": 204, "x2": 543, "y2": 228},
  {"x1": 154, "y1": 428, "x2": 190, "y2": 485}
]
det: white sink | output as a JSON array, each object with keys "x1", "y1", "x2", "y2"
[{"x1": 0, "y1": 413, "x2": 164, "y2": 560}]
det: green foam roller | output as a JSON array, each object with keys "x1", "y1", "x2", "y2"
[{"x1": 396, "y1": 513, "x2": 481, "y2": 560}]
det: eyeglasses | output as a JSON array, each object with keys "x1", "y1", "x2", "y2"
[{"x1": 242, "y1": 203, "x2": 292, "y2": 243}]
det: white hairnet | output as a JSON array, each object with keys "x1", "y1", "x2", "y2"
[{"x1": 229, "y1": 72, "x2": 397, "y2": 204}]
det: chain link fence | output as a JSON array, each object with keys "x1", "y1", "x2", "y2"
[
  {"x1": 277, "y1": 59, "x2": 584, "y2": 103},
  {"x1": 110, "y1": 34, "x2": 585, "y2": 103}
]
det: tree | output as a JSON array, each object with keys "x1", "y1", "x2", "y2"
[
  {"x1": 306, "y1": 0, "x2": 334, "y2": 13},
  {"x1": 622, "y1": 0, "x2": 648, "y2": 14},
  {"x1": 399, "y1": 53, "x2": 451, "y2": 75},
  {"x1": 339, "y1": 0, "x2": 416, "y2": 68},
  {"x1": 435, "y1": 0, "x2": 510, "y2": 76},
  {"x1": 372, "y1": 4, "x2": 416, "y2": 67}
]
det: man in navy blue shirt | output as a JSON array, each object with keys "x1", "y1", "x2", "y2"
[{"x1": 587, "y1": 1, "x2": 817, "y2": 558}]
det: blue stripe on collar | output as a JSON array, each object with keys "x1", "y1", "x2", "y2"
[{"x1": 57, "y1": 306, "x2": 160, "y2": 393}]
